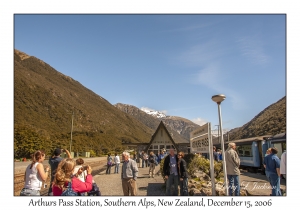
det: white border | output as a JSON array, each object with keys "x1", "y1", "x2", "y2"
[{"x1": 2, "y1": 0, "x2": 297, "y2": 209}]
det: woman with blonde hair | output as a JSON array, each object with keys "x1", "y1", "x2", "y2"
[
  {"x1": 20, "y1": 150, "x2": 50, "y2": 196},
  {"x1": 52, "y1": 158, "x2": 93, "y2": 196}
]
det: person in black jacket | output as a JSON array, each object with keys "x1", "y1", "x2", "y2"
[
  {"x1": 163, "y1": 148, "x2": 179, "y2": 196},
  {"x1": 178, "y1": 151, "x2": 189, "y2": 196}
]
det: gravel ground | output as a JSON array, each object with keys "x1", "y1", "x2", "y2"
[
  {"x1": 239, "y1": 170, "x2": 286, "y2": 196},
  {"x1": 93, "y1": 164, "x2": 166, "y2": 196},
  {"x1": 93, "y1": 167, "x2": 287, "y2": 196},
  {"x1": 15, "y1": 157, "x2": 286, "y2": 196}
]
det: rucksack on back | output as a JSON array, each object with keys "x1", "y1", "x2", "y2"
[
  {"x1": 149, "y1": 156, "x2": 155, "y2": 163},
  {"x1": 61, "y1": 181, "x2": 79, "y2": 196}
]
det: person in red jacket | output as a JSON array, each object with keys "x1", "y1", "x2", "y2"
[{"x1": 52, "y1": 158, "x2": 93, "y2": 196}]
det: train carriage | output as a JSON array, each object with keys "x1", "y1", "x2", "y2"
[
  {"x1": 214, "y1": 133, "x2": 286, "y2": 174},
  {"x1": 268, "y1": 133, "x2": 286, "y2": 158}
]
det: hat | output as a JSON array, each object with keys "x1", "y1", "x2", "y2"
[{"x1": 54, "y1": 148, "x2": 62, "y2": 156}]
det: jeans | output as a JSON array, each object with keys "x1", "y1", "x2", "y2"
[
  {"x1": 142, "y1": 159, "x2": 145, "y2": 168},
  {"x1": 115, "y1": 163, "x2": 120, "y2": 173},
  {"x1": 267, "y1": 172, "x2": 282, "y2": 196},
  {"x1": 227, "y1": 175, "x2": 240, "y2": 196},
  {"x1": 180, "y1": 178, "x2": 188, "y2": 196},
  {"x1": 20, "y1": 188, "x2": 40, "y2": 196},
  {"x1": 265, "y1": 170, "x2": 270, "y2": 182},
  {"x1": 166, "y1": 174, "x2": 179, "y2": 196}
]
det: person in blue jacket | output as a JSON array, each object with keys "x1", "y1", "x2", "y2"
[{"x1": 263, "y1": 147, "x2": 281, "y2": 196}]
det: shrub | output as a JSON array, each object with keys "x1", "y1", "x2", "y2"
[
  {"x1": 160, "y1": 156, "x2": 167, "y2": 182},
  {"x1": 159, "y1": 153, "x2": 224, "y2": 180},
  {"x1": 89, "y1": 150, "x2": 96, "y2": 157},
  {"x1": 214, "y1": 161, "x2": 223, "y2": 179}
]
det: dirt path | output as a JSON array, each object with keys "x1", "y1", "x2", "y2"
[{"x1": 93, "y1": 164, "x2": 165, "y2": 196}]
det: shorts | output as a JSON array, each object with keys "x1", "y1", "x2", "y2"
[{"x1": 20, "y1": 188, "x2": 40, "y2": 196}]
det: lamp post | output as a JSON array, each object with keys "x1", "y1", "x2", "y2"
[
  {"x1": 215, "y1": 125, "x2": 220, "y2": 143},
  {"x1": 212, "y1": 94, "x2": 228, "y2": 196}
]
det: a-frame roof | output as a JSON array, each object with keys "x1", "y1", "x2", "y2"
[{"x1": 145, "y1": 121, "x2": 179, "y2": 152}]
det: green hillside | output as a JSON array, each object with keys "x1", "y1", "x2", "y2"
[
  {"x1": 228, "y1": 96, "x2": 286, "y2": 140},
  {"x1": 14, "y1": 49, "x2": 153, "y2": 158}
]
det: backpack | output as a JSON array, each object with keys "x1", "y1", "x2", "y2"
[
  {"x1": 61, "y1": 181, "x2": 80, "y2": 196},
  {"x1": 149, "y1": 155, "x2": 155, "y2": 163},
  {"x1": 87, "y1": 182, "x2": 101, "y2": 196}
]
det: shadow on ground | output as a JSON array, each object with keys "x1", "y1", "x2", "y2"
[{"x1": 146, "y1": 183, "x2": 166, "y2": 196}]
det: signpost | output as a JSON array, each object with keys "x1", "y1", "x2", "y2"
[{"x1": 190, "y1": 122, "x2": 216, "y2": 195}]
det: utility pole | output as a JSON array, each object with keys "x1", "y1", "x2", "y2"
[{"x1": 70, "y1": 111, "x2": 74, "y2": 154}]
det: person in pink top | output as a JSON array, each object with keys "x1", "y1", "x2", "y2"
[{"x1": 52, "y1": 158, "x2": 93, "y2": 196}]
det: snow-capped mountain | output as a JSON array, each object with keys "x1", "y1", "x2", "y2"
[
  {"x1": 115, "y1": 103, "x2": 200, "y2": 142},
  {"x1": 140, "y1": 107, "x2": 166, "y2": 118}
]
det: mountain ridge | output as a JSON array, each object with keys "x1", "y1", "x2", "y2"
[
  {"x1": 14, "y1": 49, "x2": 154, "y2": 158},
  {"x1": 115, "y1": 103, "x2": 200, "y2": 142},
  {"x1": 228, "y1": 96, "x2": 286, "y2": 140}
]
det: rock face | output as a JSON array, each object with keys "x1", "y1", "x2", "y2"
[
  {"x1": 187, "y1": 170, "x2": 249, "y2": 196},
  {"x1": 161, "y1": 116, "x2": 200, "y2": 140},
  {"x1": 115, "y1": 103, "x2": 198, "y2": 142}
]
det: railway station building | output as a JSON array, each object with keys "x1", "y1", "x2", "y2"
[{"x1": 122, "y1": 121, "x2": 190, "y2": 156}]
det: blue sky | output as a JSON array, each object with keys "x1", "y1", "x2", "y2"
[{"x1": 14, "y1": 14, "x2": 286, "y2": 131}]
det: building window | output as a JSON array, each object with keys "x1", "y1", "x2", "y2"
[{"x1": 153, "y1": 150, "x2": 159, "y2": 156}]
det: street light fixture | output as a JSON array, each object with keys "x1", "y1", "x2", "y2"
[{"x1": 212, "y1": 94, "x2": 228, "y2": 196}]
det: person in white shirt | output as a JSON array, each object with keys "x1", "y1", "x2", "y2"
[
  {"x1": 21, "y1": 150, "x2": 50, "y2": 196},
  {"x1": 73, "y1": 158, "x2": 87, "y2": 182},
  {"x1": 114, "y1": 153, "x2": 121, "y2": 174},
  {"x1": 280, "y1": 151, "x2": 286, "y2": 179}
]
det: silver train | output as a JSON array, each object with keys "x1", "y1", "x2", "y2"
[{"x1": 214, "y1": 133, "x2": 286, "y2": 174}]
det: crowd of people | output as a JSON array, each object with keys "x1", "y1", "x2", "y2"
[
  {"x1": 119, "y1": 148, "x2": 189, "y2": 196},
  {"x1": 20, "y1": 148, "x2": 101, "y2": 196},
  {"x1": 20, "y1": 147, "x2": 190, "y2": 196}
]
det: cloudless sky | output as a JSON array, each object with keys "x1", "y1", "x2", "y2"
[{"x1": 14, "y1": 14, "x2": 286, "y2": 131}]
